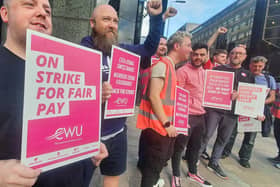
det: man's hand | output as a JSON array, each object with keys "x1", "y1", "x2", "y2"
[
  {"x1": 256, "y1": 115, "x2": 266, "y2": 122},
  {"x1": 102, "y1": 82, "x2": 113, "y2": 103},
  {"x1": 217, "y1": 27, "x2": 228, "y2": 34},
  {"x1": 0, "y1": 159, "x2": 40, "y2": 187},
  {"x1": 91, "y1": 143, "x2": 108, "y2": 166},
  {"x1": 231, "y1": 90, "x2": 239, "y2": 101},
  {"x1": 147, "y1": 0, "x2": 162, "y2": 16},
  {"x1": 163, "y1": 7, "x2": 177, "y2": 21},
  {"x1": 165, "y1": 125, "x2": 177, "y2": 137}
]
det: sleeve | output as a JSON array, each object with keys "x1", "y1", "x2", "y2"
[
  {"x1": 151, "y1": 62, "x2": 166, "y2": 78},
  {"x1": 176, "y1": 67, "x2": 188, "y2": 88},
  {"x1": 269, "y1": 75, "x2": 277, "y2": 90},
  {"x1": 120, "y1": 15, "x2": 163, "y2": 67},
  {"x1": 249, "y1": 72, "x2": 255, "y2": 83}
]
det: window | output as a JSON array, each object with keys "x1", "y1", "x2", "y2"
[{"x1": 235, "y1": 14, "x2": 240, "y2": 22}]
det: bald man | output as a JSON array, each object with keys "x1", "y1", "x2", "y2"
[
  {"x1": 81, "y1": 1, "x2": 163, "y2": 187},
  {"x1": 0, "y1": 0, "x2": 108, "y2": 187},
  {"x1": 199, "y1": 46, "x2": 254, "y2": 179}
]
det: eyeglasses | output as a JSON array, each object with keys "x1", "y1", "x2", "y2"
[{"x1": 230, "y1": 52, "x2": 246, "y2": 56}]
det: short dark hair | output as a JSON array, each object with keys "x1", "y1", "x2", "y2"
[
  {"x1": 192, "y1": 43, "x2": 208, "y2": 53},
  {"x1": 160, "y1": 36, "x2": 167, "y2": 40},
  {"x1": 213, "y1": 49, "x2": 228, "y2": 56}
]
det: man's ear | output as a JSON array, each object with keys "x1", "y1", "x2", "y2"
[
  {"x1": 90, "y1": 18, "x2": 95, "y2": 29},
  {"x1": 0, "y1": 6, "x2": 9, "y2": 23},
  {"x1": 174, "y1": 42, "x2": 180, "y2": 51}
]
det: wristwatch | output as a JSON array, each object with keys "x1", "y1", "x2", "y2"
[{"x1": 163, "y1": 121, "x2": 171, "y2": 128}]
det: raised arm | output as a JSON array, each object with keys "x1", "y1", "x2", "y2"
[
  {"x1": 121, "y1": 0, "x2": 163, "y2": 65},
  {"x1": 207, "y1": 27, "x2": 228, "y2": 48}
]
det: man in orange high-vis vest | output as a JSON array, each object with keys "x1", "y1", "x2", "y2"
[{"x1": 137, "y1": 31, "x2": 192, "y2": 187}]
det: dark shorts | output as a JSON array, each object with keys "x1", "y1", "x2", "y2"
[{"x1": 100, "y1": 126, "x2": 127, "y2": 176}]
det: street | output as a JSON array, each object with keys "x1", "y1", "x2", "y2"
[{"x1": 91, "y1": 111, "x2": 280, "y2": 187}]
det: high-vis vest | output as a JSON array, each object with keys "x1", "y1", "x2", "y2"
[
  {"x1": 272, "y1": 85, "x2": 280, "y2": 119},
  {"x1": 137, "y1": 57, "x2": 177, "y2": 136}
]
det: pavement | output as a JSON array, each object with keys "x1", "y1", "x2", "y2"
[{"x1": 90, "y1": 110, "x2": 280, "y2": 187}]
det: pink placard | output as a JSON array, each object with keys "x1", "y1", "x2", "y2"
[
  {"x1": 173, "y1": 86, "x2": 190, "y2": 135},
  {"x1": 203, "y1": 70, "x2": 234, "y2": 110},
  {"x1": 235, "y1": 82, "x2": 267, "y2": 118},
  {"x1": 21, "y1": 30, "x2": 102, "y2": 172},
  {"x1": 237, "y1": 116, "x2": 262, "y2": 132},
  {"x1": 104, "y1": 46, "x2": 140, "y2": 119}
]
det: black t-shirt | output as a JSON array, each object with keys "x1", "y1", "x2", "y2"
[{"x1": 0, "y1": 46, "x2": 95, "y2": 187}]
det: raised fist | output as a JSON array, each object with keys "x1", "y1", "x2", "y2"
[{"x1": 147, "y1": 0, "x2": 163, "y2": 16}]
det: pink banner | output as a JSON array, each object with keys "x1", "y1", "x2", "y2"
[
  {"x1": 21, "y1": 30, "x2": 102, "y2": 172},
  {"x1": 174, "y1": 86, "x2": 190, "y2": 135},
  {"x1": 104, "y1": 46, "x2": 140, "y2": 119},
  {"x1": 203, "y1": 70, "x2": 234, "y2": 110}
]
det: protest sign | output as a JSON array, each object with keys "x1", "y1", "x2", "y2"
[
  {"x1": 21, "y1": 30, "x2": 102, "y2": 172},
  {"x1": 105, "y1": 46, "x2": 140, "y2": 119},
  {"x1": 238, "y1": 116, "x2": 262, "y2": 132},
  {"x1": 203, "y1": 70, "x2": 234, "y2": 110},
  {"x1": 174, "y1": 86, "x2": 190, "y2": 135},
  {"x1": 235, "y1": 82, "x2": 267, "y2": 118}
]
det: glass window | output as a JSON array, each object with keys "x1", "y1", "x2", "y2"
[
  {"x1": 235, "y1": 14, "x2": 240, "y2": 22},
  {"x1": 238, "y1": 33, "x2": 245, "y2": 39}
]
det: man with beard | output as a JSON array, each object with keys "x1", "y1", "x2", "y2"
[
  {"x1": 200, "y1": 46, "x2": 254, "y2": 179},
  {"x1": 0, "y1": 0, "x2": 108, "y2": 187},
  {"x1": 172, "y1": 43, "x2": 212, "y2": 187},
  {"x1": 80, "y1": 1, "x2": 163, "y2": 187},
  {"x1": 222, "y1": 56, "x2": 274, "y2": 168}
]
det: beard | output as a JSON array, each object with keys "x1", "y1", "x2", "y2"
[
  {"x1": 191, "y1": 59, "x2": 204, "y2": 68},
  {"x1": 92, "y1": 29, "x2": 118, "y2": 56},
  {"x1": 230, "y1": 58, "x2": 242, "y2": 66}
]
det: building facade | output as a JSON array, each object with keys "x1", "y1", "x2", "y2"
[
  {"x1": 0, "y1": 0, "x2": 144, "y2": 45},
  {"x1": 190, "y1": 0, "x2": 280, "y2": 79},
  {"x1": 178, "y1": 23, "x2": 199, "y2": 34}
]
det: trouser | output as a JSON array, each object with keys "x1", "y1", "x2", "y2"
[
  {"x1": 198, "y1": 110, "x2": 237, "y2": 165},
  {"x1": 138, "y1": 128, "x2": 175, "y2": 187},
  {"x1": 223, "y1": 124, "x2": 257, "y2": 161},
  {"x1": 274, "y1": 117, "x2": 280, "y2": 156},
  {"x1": 172, "y1": 115, "x2": 206, "y2": 176}
]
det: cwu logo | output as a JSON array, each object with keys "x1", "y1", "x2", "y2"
[{"x1": 46, "y1": 125, "x2": 83, "y2": 141}]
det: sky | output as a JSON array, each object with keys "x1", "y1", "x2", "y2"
[{"x1": 141, "y1": 0, "x2": 237, "y2": 38}]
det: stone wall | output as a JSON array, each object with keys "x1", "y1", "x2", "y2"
[{"x1": 51, "y1": 0, "x2": 97, "y2": 44}]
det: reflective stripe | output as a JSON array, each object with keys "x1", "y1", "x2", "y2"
[
  {"x1": 141, "y1": 95, "x2": 175, "y2": 106},
  {"x1": 138, "y1": 109, "x2": 173, "y2": 121},
  {"x1": 165, "y1": 65, "x2": 174, "y2": 99}
]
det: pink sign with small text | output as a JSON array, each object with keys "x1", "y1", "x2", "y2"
[
  {"x1": 237, "y1": 116, "x2": 261, "y2": 132},
  {"x1": 174, "y1": 86, "x2": 190, "y2": 135},
  {"x1": 104, "y1": 46, "x2": 140, "y2": 119},
  {"x1": 21, "y1": 30, "x2": 102, "y2": 172},
  {"x1": 203, "y1": 70, "x2": 234, "y2": 110},
  {"x1": 235, "y1": 82, "x2": 267, "y2": 118}
]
